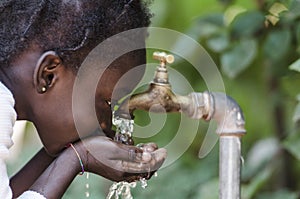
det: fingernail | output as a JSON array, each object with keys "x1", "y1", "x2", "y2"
[
  {"x1": 142, "y1": 152, "x2": 152, "y2": 162},
  {"x1": 143, "y1": 145, "x2": 155, "y2": 152}
]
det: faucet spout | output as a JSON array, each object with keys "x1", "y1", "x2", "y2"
[
  {"x1": 115, "y1": 51, "x2": 194, "y2": 119},
  {"x1": 114, "y1": 51, "x2": 246, "y2": 136},
  {"x1": 115, "y1": 83, "x2": 193, "y2": 119}
]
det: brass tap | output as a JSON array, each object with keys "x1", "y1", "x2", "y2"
[
  {"x1": 114, "y1": 51, "x2": 245, "y2": 134},
  {"x1": 115, "y1": 52, "x2": 193, "y2": 119}
]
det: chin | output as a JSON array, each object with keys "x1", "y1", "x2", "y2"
[
  {"x1": 44, "y1": 143, "x2": 66, "y2": 157},
  {"x1": 44, "y1": 135, "x2": 80, "y2": 156}
]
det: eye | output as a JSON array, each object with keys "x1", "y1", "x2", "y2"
[{"x1": 105, "y1": 100, "x2": 111, "y2": 107}]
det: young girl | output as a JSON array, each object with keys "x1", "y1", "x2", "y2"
[{"x1": 0, "y1": 0, "x2": 167, "y2": 198}]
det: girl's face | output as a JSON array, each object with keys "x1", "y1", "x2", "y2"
[{"x1": 10, "y1": 48, "x2": 146, "y2": 155}]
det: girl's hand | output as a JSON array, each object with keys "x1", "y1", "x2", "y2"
[{"x1": 75, "y1": 136, "x2": 167, "y2": 182}]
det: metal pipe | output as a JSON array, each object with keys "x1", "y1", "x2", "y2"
[
  {"x1": 220, "y1": 136, "x2": 242, "y2": 199},
  {"x1": 180, "y1": 92, "x2": 245, "y2": 199},
  {"x1": 114, "y1": 52, "x2": 246, "y2": 199}
]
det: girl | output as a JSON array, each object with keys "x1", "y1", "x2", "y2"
[{"x1": 0, "y1": 0, "x2": 167, "y2": 198}]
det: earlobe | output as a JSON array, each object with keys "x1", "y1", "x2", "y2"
[{"x1": 33, "y1": 51, "x2": 62, "y2": 94}]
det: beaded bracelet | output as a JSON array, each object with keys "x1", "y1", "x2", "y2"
[{"x1": 67, "y1": 143, "x2": 85, "y2": 175}]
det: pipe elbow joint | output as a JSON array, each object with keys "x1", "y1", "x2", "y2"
[
  {"x1": 185, "y1": 92, "x2": 246, "y2": 136},
  {"x1": 210, "y1": 92, "x2": 246, "y2": 135}
]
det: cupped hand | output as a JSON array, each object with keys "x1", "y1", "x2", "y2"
[{"x1": 75, "y1": 136, "x2": 167, "y2": 182}]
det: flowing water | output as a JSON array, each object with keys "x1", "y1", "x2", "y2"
[
  {"x1": 106, "y1": 113, "x2": 149, "y2": 199},
  {"x1": 112, "y1": 114, "x2": 134, "y2": 145}
]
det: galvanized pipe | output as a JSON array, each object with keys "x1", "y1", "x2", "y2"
[
  {"x1": 219, "y1": 136, "x2": 242, "y2": 199},
  {"x1": 184, "y1": 92, "x2": 245, "y2": 199}
]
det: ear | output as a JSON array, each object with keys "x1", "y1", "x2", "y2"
[{"x1": 33, "y1": 51, "x2": 62, "y2": 93}]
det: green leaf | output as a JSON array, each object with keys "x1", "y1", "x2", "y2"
[
  {"x1": 265, "y1": 14, "x2": 280, "y2": 26},
  {"x1": 242, "y1": 167, "x2": 273, "y2": 199},
  {"x1": 224, "y1": 5, "x2": 247, "y2": 25},
  {"x1": 194, "y1": 14, "x2": 224, "y2": 39},
  {"x1": 263, "y1": 29, "x2": 291, "y2": 62},
  {"x1": 265, "y1": 3, "x2": 288, "y2": 26},
  {"x1": 289, "y1": 58, "x2": 300, "y2": 72},
  {"x1": 288, "y1": 0, "x2": 300, "y2": 19},
  {"x1": 231, "y1": 11, "x2": 265, "y2": 38},
  {"x1": 293, "y1": 101, "x2": 300, "y2": 123},
  {"x1": 283, "y1": 131, "x2": 300, "y2": 160},
  {"x1": 268, "y1": 3, "x2": 288, "y2": 17},
  {"x1": 206, "y1": 32, "x2": 230, "y2": 53},
  {"x1": 281, "y1": 74, "x2": 300, "y2": 97},
  {"x1": 221, "y1": 39, "x2": 257, "y2": 78},
  {"x1": 242, "y1": 138, "x2": 279, "y2": 181}
]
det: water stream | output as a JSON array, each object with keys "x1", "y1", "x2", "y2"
[{"x1": 106, "y1": 113, "x2": 149, "y2": 199}]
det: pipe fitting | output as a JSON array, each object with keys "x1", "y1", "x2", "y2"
[
  {"x1": 182, "y1": 92, "x2": 213, "y2": 120},
  {"x1": 182, "y1": 92, "x2": 246, "y2": 135},
  {"x1": 210, "y1": 92, "x2": 246, "y2": 135}
]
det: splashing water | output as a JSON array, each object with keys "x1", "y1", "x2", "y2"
[
  {"x1": 106, "y1": 179, "x2": 149, "y2": 199},
  {"x1": 106, "y1": 181, "x2": 136, "y2": 199},
  {"x1": 107, "y1": 112, "x2": 150, "y2": 199},
  {"x1": 112, "y1": 114, "x2": 134, "y2": 145}
]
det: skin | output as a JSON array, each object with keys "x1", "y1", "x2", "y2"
[{"x1": 1, "y1": 40, "x2": 167, "y2": 197}]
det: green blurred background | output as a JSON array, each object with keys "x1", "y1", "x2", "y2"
[{"x1": 7, "y1": 0, "x2": 300, "y2": 198}]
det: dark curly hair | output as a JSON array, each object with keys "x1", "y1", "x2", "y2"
[{"x1": 0, "y1": 0, "x2": 151, "y2": 71}]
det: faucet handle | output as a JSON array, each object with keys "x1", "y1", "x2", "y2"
[{"x1": 153, "y1": 52, "x2": 174, "y2": 65}]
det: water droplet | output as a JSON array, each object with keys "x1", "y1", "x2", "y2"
[
  {"x1": 85, "y1": 173, "x2": 90, "y2": 198},
  {"x1": 140, "y1": 178, "x2": 148, "y2": 189}
]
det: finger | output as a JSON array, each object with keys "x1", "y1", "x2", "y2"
[
  {"x1": 148, "y1": 148, "x2": 167, "y2": 172},
  {"x1": 112, "y1": 144, "x2": 144, "y2": 162},
  {"x1": 121, "y1": 148, "x2": 167, "y2": 173},
  {"x1": 141, "y1": 151, "x2": 152, "y2": 162},
  {"x1": 140, "y1": 143, "x2": 158, "y2": 152},
  {"x1": 121, "y1": 161, "x2": 150, "y2": 173}
]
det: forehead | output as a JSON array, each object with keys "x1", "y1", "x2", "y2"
[
  {"x1": 108, "y1": 49, "x2": 146, "y2": 71},
  {"x1": 78, "y1": 48, "x2": 146, "y2": 89}
]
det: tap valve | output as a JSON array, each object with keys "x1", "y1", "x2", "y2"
[
  {"x1": 153, "y1": 52, "x2": 175, "y2": 66},
  {"x1": 152, "y1": 52, "x2": 174, "y2": 86}
]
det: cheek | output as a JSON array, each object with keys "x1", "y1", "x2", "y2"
[
  {"x1": 95, "y1": 95, "x2": 115, "y2": 137},
  {"x1": 95, "y1": 64, "x2": 146, "y2": 109},
  {"x1": 112, "y1": 65, "x2": 146, "y2": 100}
]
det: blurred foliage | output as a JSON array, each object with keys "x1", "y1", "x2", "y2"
[
  {"x1": 7, "y1": 0, "x2": 300, "y2": 198},
  {"x1": 144, "y1": 0, "x2": 300, "y2": 198}
]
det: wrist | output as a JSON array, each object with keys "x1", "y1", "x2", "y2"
[
  {"x1": 65, "y1": 143, "x2": 86, "y2": 175},
  {"x1": 29, "y1": 145, "x2": 85, "y2": 197},
  {"x1": 71, "y1": 142, "x2": 89, "y2": 174}
]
